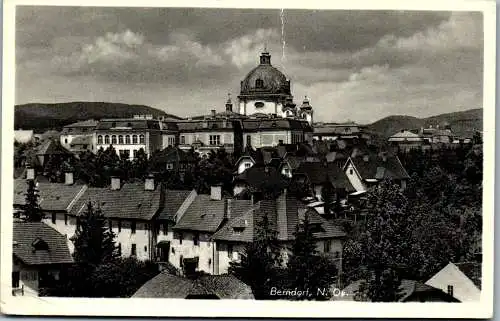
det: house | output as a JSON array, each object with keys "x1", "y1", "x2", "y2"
[
  {"x1": 68, "y1": 176, "x2": 163, "y2": 261},
  {"x1": 232, "y1": 165, "x2": 288, "y2": 198},
  {"x1": 293, "y1": 162, "x2": 355, "y2": 202},
  {"x1": 212, "y1": 192, "x2": 346, "y2": 275},
  {"x1": 132, "y1": 272, "x2": 254, "y2": 299},
  {"x1": 169, "y1": 186, "x2": 246, "y2": 274},
  {"x1": 149, "y1": 146, "x2": 197, "y2": 174},
  {"x1": 343, "y1": 152, "x2": 410, "y2": 192},
  {"x1": 280, "y1": 155, "x2": 305, "y2": 178},
  {"x1": 242, "y1": 117, "x2": 313, "y2": 149},
  {"x1": 33, "y1": 139, "x2": 73, "y2": 167},
  {"x1": 60, "y1": 119, "x2": 98, "y2": 153},
  {"x1": 425, "y1": 262, "x2": 481, "y2": 302},
  {"x1": 12, "y1": 221, "x2": 74, "y2": 297},
  {"x1": 388, "y1": 130, "x2": 426, "y2": 153},
  {"x1": 336, "y1": 279, "x2": 459, "y2": 302},
  {"x1": 234, "y1": 149, "x2": 261, "y2": 174}
]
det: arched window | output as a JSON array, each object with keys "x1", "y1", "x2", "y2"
[
  {"x1": 255, "y1": 78, "x2": 264, "y2": 88},
  {"x1": 139, "y1": 134, "x2": 145, "y2": 144},
  {"x1": 111, "y1": 135, "x2": 117, "y2": 144},
  {"x1": 97, "y1": 135, "x2": 103, "y2": 144},
  {"x1": 132, "y1": 135, "x2": 138, "y2": 144},
  {"x1": 118, "y1": 135, "x2": 123, "y2": 144},
  {"x1": 125, "y1": 135, "x2": 131, "y2": 144},
  {"x1": 104, "y1": 135, "x2": 110, "y2": 144}
]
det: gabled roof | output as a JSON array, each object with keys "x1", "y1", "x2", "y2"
[
  {"x1": 158, "y1": 189, "x2": 193, "y2": 221},
  {"x1": 132, "y1": 272, "x2": 254, "y2": 299},
  {"x1": 349, "y1": 153, "x2": 410, "y2": 181},
  {"x1": 454, "y1": 262, "x2": 482, "y2": 289},
  {"x1": 213, "y1": 193, "x2": 345, "y2": 243},
  {"x1": 63, "y1": 119, "x2": 99, "y2": 128},
  {"x1": 36, "y1": 140, "x2": 71, "y2": 156},
  {"x1": 173, "y1": 194, "x2": 226, "y2": 233},
  {"x1": 13, "y1": 222, "x2": 73, "y2": 265},
  {"x1": 13, "y1": 179, "x2": 87, "y2": 212},
  {"x1": 294, "y1": 162, "x2": 355, "y2": 192},
  {"x1": 69, "y1": 183, "x2": 162, "y2": 220}
]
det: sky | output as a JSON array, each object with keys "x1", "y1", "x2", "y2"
[{"x1": 15, "y1": 7, "x2": 484, "y2": 123}]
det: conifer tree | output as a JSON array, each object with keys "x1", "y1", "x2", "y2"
[{"x1": 21, "y1": 179, "x2": 44, "y2": 222}]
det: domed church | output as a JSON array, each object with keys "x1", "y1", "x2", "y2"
[{"x1": 237, "y1": 51, "x2": 314, "y2": 125}]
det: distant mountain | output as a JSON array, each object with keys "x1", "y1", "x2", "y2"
[
  {"x1": 367, "y1": 108, "x2": 483, "y2": 138},
  {"x1": 15, "y1": 102, "x2": 182, "y2": 132}
]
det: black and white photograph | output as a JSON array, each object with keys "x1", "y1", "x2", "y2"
[{"x1": 1, "y1": 0, "x2": 495, "y2": 318}]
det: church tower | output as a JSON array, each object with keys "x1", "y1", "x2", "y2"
[{"x1": 299, "y1": 96, "x2": 314, "y2": 126}]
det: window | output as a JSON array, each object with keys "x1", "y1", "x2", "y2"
[
  {"x1": 132, "y1": 135, "x2": 138, "y2": 144},
  {"x1": 447, "y1": 285, "x2": 454, "y2": 297},
  {"x1": 118, "y1": 220, "x2": 121, "y2": 232},
  {"x1": 131, "y1": 244, "x2": 137, "y2": 257},
  {"x1": 246, "y1": 135, "x2": 251, "y2": 147},
  {"x1": 180, "y1": 135, "x2": 186, "y2": 145},
  {"x1": 97, "y1": 135, "x2": 103, "y2": 144},
  {"x1": 178, "y1": 232, "x2": 183, "y2": 244},
  {"x1": 133, "y1": 150, "x2": 138, "y2": 159},
  {"x1": 255, "y1": 79, "x2": 264, "y2": 88},
  {"x1": 162, "y1": 223, "x2": 168, "y2": 235},
  {"x1": 168, "y1": 136, "x2": 175, "y2": 146},
  {"x1": 64, "y1": 214, "x2": 68, "y2": 225},
  {"x1": 111, "y1": 135, "x2": 117, "y2": 144},
  {"x1": 118, "y1": 243, "x2": 122, "y2": 256},
  {"x1": 228, "y1": 244, "x2": 233, "y2": 258},
  {"x1": 144, "y1": 246, "x2": 147, "y2": 252},
  {"x1": 245, "y1": 163, "x2": 252, "y2": 169},
  {"x1": 12, "y1": 271, "x2": 20, "y2": 288},
  {"x1": 349, "y1": 169, "x2": 354, "y2": 175},
  {"x1": 193, "y1": 232, "x2": 199, "y2": 246},
  {"x1": 118, "y1": 135, "x2": 124, "y2": 144},
  {"x1": 166, "y1": 163, "x2": 174, "y2": 170},
  {"x1": 64, "y1": 138, "x2": 68, "y2": 144},
  {"x1": 324, "y1": 240, "x2": 331, "y2": 253},
  {"x1": 278, "y1": 139, "x2": 284, "y2": 145},
  {"x1": 209, "y1": 135, "x2": 221, "y2": 146},
  {"x1": 125, "y1": 135, "x2": 131, "y2": 144},
  {"x1": 131, "y1": 222, "x2": 136, "y2": 234},
  {"x1": 51, "y1": 213, "x2": 56, "y2": 224},
  {"x1": 139, "y1": 135, "x2": 145, "y2": 144},
  {"x1": 104, "y1": 135, "x2": 110, "y2": 144}
]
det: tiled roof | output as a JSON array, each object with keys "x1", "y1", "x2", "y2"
[
  {"x1": 96, "y1": 119, "x2": 162, "y2": 130},
  {"x1": 350, "y1": 153, "x2": 410, "y2": 181},
  {"x1": 132, "y1": 272, "x2": 254, "y2": 299},
  {"x1": 69, "y1": 183, "x2": 162, "y2": 220},
  {"x1": 14, "y1": 179, "x2": 87, "y2": 212},
  {"x1": 325, "y1": 151, "x2": 347, "y2": 163},
  {"x1": 213, "y1": 193, "x2": 345, "y2": 242},
  {"x1": 63, "y1": 119, "x2": 99, "y2": 128},
  {"x1": 158, "y1": 189, "x2": 193, "y2": 221},
  {"x1": 36, "y1": 140, "x2": 71, "y2": 156},
  {"x1": 455, "y1": 262, "x2": 482, "y2": 289},
  {"x1": 294, "y1": 162, "x2": 355, "y2": 192},
  {"x1": 13, "y1": 222, "x2": 73, "y2": 265},
  {"x1": 70, "y1": 135, "x2": 92, "y2": 146},
  {"x1": 173, "y1": 194, "x2": 226, "y2": 232}
]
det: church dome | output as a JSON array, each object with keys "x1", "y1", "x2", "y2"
[{"x1": 240, "y1": 51, "x2": 291, "y2": 96}]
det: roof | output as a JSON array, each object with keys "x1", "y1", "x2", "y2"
[
  {"x1": 36, "y1": 140, "x2": 71, "y2": 156},
  {"x1": 158, "y1": 190, "x2": 193, "y2": 221},
  {"x1": 63, "y1": 119, "x2": 99, "y2": 128},
  {"x1": 294, "y1": 162, "x2": 355, "y2": 192},
  {"x1": 96, "y1": 119, "x2": 162, "y2": 131},
  {"x1": 151, "y1": 147, "x2": 196, "y2": 164},
  {"x1": 173, "y1": 194, "x2": 226, "y2": 233},
  {"x1": 132, "y1": 272, "x2": 254, "y2": 299},
  {"x1": 454, "y1": 262, "x2": 482, "y2": 289},
  {"x1": 242, "y1": 118, "x2": 312, "y2": 132},
  {"x1": 70, "y1": 135, "x2": 92, "y2": 146},
  {"x1": 69, "y1": 183, "x2": 162, "y2": 220},
  {"x1": 233, "y1": 166, "x2": 288, "y2": 193},
  {"x1": 213, "y1": 193, "x2": 345, "y2": 242},
  {"x1": 389, "y1": 130, "x2": 423, "y2": 140},
  {"x1": 240, "y1": 52, "x2": 289, "y2": 96},
  {"x1": 14, "y1": 179, "x2": 87, "y2": 212},
  {"x1": 349, "y1": 153, "x2": 410, "y2": 181},
  {"x1": 177, "y1": 119, "x2": 236, "y2": 132},
  {"x1": 13, "y1": 222, "x2": 73, "y2": 265}
]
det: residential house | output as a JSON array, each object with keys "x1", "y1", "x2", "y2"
[
  {"x1": 336, "y1": 279, "x2": 459, "y2": 302},
  {"x1": 12, "y1": 221, "x2": 74, "y2": 297},
  {"x1": 343, "y1": 152, "x2": 410, "y2": 192},
  {"x1": 60, "y1": 119, "x2": 98, "y2": 154},
  {"x1": 132, "y1": 272, "x2": 254, "y2": 299},
  {"x1": 425, "y1": 262, "x2": 481, "y2": 302},
  {"x1": 149, "y1": 146, "x2": 197, "y2": 174},
  {"x1": 388, "y1": 129, "x2": 427, "y2": 153},
  {"x1": 232, "y1": 165, "x2": 288, "y2": 198},
  {"x1": 212, "y1": 191, "x2": 346, "y2": 275},
  {"x1": 33, "y1": 140, "x2": 73, "y2": 168}
]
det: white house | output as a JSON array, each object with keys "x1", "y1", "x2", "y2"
[{"x1": 425, "y1": 262, "x2": 482, "y2": 302}]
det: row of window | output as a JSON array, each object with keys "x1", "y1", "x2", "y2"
[
  {"x1": 97, "y1": 134, "x2": 145, "y2": 145},
  {"x1": 117, "y1": 243, "x2": 147, "y2": 257},
  {"x1": 179, "y1": 135, "x2": 221, "y2": 146}
]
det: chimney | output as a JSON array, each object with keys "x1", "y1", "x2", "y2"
[
  {"x1": 64, "y1": 172, "x2": 74, "y2": 185},
  {"x1": 111, "y1": 177, "x2": 121, "y2": 190},
  {"x1": 145, "y1": 174, "x2": 155, "y2": 191},
  {"x1": 210, "y1": 185, "x2": 222, "y2": 201},
  {"x1": 211, "y1": 109, "x2": 216, "y2": 118},
  {"x1": 26, "y1": 167, "x2": 35, "y2": 180}
]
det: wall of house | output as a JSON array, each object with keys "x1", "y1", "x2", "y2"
[
  {"x1": 214, "y1": 242, "x2": 247, "y2": 275},
  {"x1": 237, "y1": 159, "x2": 255, "y2": 174},
  {"x1": 169, "y1": 231, "x2": 214, "y2": 274},
  {"x1": 180, "y1": 131, "x2": 234, "y2": 147},
  {"x1": 244, "y1": 130, "x2": 292, "y2": 149},
  {"x1": 345, "y1": 163, "x2": 366, "y2": 192},
  {"x1": 425, "y1": 264, "x2": 481, "y2": 302},
  {"x1": 43, "y1": 214, "x2": 77, "y2": 253},
  {"x1": 110, "y1": 220, "x2": 152, "y2": 261},
  {"x1": 14, "y1": 130, "x2": 34, "y2": 144},
  {"x1": 162, "y1": 134, "x2": 177, "y2": 149},
  {"x1": 12, "y1": 261, "x2": 39, "y2": 297}
]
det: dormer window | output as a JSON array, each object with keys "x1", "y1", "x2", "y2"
[
  {"x1": 32, "y1": 238, "x2": 49, "y2": 251},
  {"x1": 255, "y1": 79, "x2": 264, "y2": 89},
  {"x1": 254, "y1": 102, "x2": 264, "y2": 108},
  {"x1": 233, "y1": 227, "x2": 244, "y2": 235}
]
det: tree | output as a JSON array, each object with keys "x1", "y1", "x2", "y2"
[
  {"x1": 20, "y1": 179, "x2": 44, "y2": 222},
  {"x1": 286, "y1": 213, "x2": 338, "y2": 300},
  {"x1": 228, "y1": 214, "x2": 284, "y2": 300},
  {"x1": 71, "y1": 201, "x2": 118, "y2": 265},
  {"x1": 320, "y1": 180, "x2": 335, "y2": 216}
]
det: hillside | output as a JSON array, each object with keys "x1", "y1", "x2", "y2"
[
  {"x1": 15, "y1": 102, "x2": 181, "y2": 132},
  {"x1": 367, "y1": 108, "x2": 483, "y2": 138}
]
